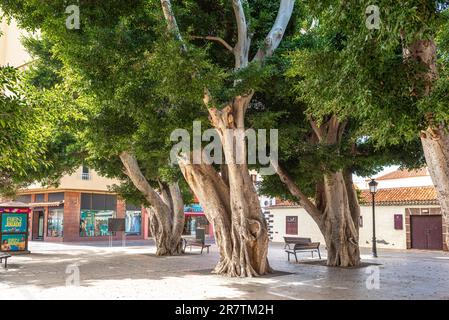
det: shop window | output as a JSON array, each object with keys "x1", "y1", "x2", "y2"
[
  {"x1": 15, "y1": 195, "x2": 31, "y2": 204},
  {"x1": 125, "y1": 211, "x2": 141, "y2": 235},
  {"x1": 80, "y1": 210, "x2": 115, "y2": 237},
  {"x1": 183, "y1": 215, "x2": 210, "y2": 236},
  {"x1": 35, "y1": 194, "x2": 45, "y2": 202},
  {"x1": 48, "y1": 192, "x2": 64, "y2": 202},
  {"x1": 47, "y1": 209, "x2": 64, "y2": 237}
]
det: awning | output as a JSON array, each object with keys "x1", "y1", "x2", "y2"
[
  {"x1": 29, "y1": 200, "x2": 64, "y2": 208},
  {"x1": 184, "y1": 212, "x2": 205, "y2": 216}
]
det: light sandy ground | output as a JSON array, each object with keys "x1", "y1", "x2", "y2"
[{"x1": 1, "y1": 241, "x2": 448, "y2": 300}]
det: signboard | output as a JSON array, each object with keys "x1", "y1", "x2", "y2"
[
  {"x1": 0, "y1": 205, "x2": 30, "y2": 253},
  {"x1": 1, "y1": 234, "x2": 27, "y2": 252},
  {"x1": 108, "y1": 218, "x2": 126, "y2": 232},
  {"x1": 1, "y1": 213, "x2": 28, "y2": 233}
]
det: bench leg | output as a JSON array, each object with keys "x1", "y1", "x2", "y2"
[
  {"x1": 311, "y1": 251, "x2": 314, "y2": 258},
  {"x1": 4, "y1": 258, "x2": 7, "y2": 269},
  {"x1": 287, "y1": 252, "x2": 290, "y2": 262},
  {"x1": 294, "y1": 252, "x2": 298, "y2": 263},
  {"x1": 201, "y1": 246, "x2": 204, "y2": 254}
]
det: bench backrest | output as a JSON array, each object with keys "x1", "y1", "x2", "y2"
[{"x1": 284, "y1": 237, "x2": 311, "y2": 245}]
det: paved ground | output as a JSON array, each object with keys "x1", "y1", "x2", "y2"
[{"x1": 1, "y1": 240, "x2": 448, "y2": 300}]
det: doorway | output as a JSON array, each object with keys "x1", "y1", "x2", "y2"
[
  {"x1": 411, "y1": 215, "x2": 443, "y2": 250},
  {"x1": 32, "y1": 210, "x2": 45, "y2": 240}
]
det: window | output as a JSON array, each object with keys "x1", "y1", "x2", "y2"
[
  {"x1": 80, "y1": 210, "x2": 115, "y2": 237},
  {"x1": 125, "y1": 211, "x2": 141, "y2": 235},
  {"x1": 286, "y1": 216, "x2": 298, "y2": 235},
  {"x1": 80, "y1": 193, "x2": 117, "y2": 237},
  {"x1": 47, "y1": 209, "x2": 63, "y2": 237},
  {"x1": 394, "y1": 214, "x2": 403, "y2": 230},
  {"x1": 81, "y1": 166, "x2": 90, "y2": 180}
]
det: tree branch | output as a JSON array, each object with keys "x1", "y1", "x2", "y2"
[
  {"x1": 160, "y1": 0, "x2": 187, "y2": 52},
  {"x1": 272, "y1": 161, "x2": 322, "y2": 223},
  {"x1": 253, "y1": 0, "x2": 296, "y2": 63},
  {"x1": 191, "y1": 36, "x2": 234, "y2": 53},
  {"x1": 119, "y1": 151, "x2": 167, "y2": 210},
  {"x1": 309, "y1": 119, "x2": 323, "y2": 142},
  {"x1": 231, "y1": 0, "x2": 250, "y2": 69}
]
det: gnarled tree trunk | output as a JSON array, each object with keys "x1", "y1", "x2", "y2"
[
  {"x1": 319, "y1": 172, "x2": 360, "y2": 266},
  {"x1": 159, "y1": 0, "x2": 295, "y2": 276},
  {"x1": 275, "y1": 116, "x2": 361, "y2": 267},
  {"x1": 120, "y1": 152, "x2": 185, "y2": 256},
  {"x1": 421, "y1": 128, "x2": 449, "y2": 250},
  {"x1": 405, "y1": 39, "x2": 448, "y2": 250}
]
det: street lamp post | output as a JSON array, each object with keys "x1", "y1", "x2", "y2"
[{"x1": 369, "y1": 178, "x2": 379, "y2": 258}]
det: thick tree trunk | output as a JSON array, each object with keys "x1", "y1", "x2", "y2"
[
  {"x1": 275, "y1": 117, "x2": 361, "y2": 267},
  {"x1": 421, "y1": 128, "x2": 449, "y2": 250},
  {"x1": 405, "y1": 39, "x2": 448, "y2": 250},
  {"x1": 160, "y1": 0, "x2": 295, "y2": 276},
  {"x1": 179, "y1": 151, "x2": 271, "y2": 277},
  {"x1": 320, "y1": 172, "x2": 360, "y2": 267},
  {"x1": 120, "y1": 152, "x2": 185, "y2": 256}
]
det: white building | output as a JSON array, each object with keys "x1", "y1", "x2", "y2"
[
  {"x1": 268, "y1": 168, "x2": 447, "y2": 251},
  {"x1": 0, "y1": 16, "x2": 31, "y2": 68}
]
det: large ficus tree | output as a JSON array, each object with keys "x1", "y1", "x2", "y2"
[
  {"x1": 255, "y1": 48, "x2": 425, "y2": 267},
  {"x1": 295, "y1": 1, "x2": 449, "y2": 250},
  {"x1": 0, "y1": 0, "x2": 214, "y2": 256},
  {"x1": 155, "y1": 0, "x2": 297, "y2": 276}
]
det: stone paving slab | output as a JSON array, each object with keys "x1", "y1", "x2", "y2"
[{"x1": 0, "y1": 241, "x2": 448, "y2": 300}]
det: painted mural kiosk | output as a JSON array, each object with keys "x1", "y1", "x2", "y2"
[{"x1": 0, "y1": 202, "x2": 31, "y2": 254}]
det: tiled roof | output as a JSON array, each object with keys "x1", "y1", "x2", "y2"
[
  {"x1": 376, "y1": 168, "x2": 429, "y2": 180},
  {"x1": 360, "y1": 186, "x2": 438, "y2": 206},
  {"x1": 271, "y1": 198, "x2": 299, "y2": 207},
  {"x1": 269, "y1": 186, "x2": 439, "y2": 208}
]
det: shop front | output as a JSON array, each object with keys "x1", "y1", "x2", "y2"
[
  {"x1": 184, "y1": 203, "x2": 214, "y2": 239},
  {"x1": 12, "y1": 192, "x2": 148, "y2": 242}
]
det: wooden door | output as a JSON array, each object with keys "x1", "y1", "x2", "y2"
[{"x1": 411, "y1": 215, "x2": 443, "y2": 250}]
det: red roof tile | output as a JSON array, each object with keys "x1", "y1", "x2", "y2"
[
  {"x1": 376, "y1": 168, "x2": 428, "y2": 180},
  {"x1": 270, "y1": 186, "x2": 439, "y2": 208},
  {"x1": 360, "y1": 186, "x2": 438, "y2": 205}
]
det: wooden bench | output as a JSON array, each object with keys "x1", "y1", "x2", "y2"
[
  {"x1": 183, "y1": 238, "x2": 211, "y2": 254},
  {"x1": 0, "y1": 253, "x2": 11, "y2": 268},
  {"x1": 284, "y1": 237, "x2": 314, "y2": 249},
  {"x1": 285, "y1": 241, "x2": 321, "y2": 262}
]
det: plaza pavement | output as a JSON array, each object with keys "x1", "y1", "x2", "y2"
[{"x1": 0, "y1": 240, "x2": 448, "y2": 300}]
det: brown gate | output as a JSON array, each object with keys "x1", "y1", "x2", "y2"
[{"x1": 411, "y1": 215, "x2": 443, "y2": 250}]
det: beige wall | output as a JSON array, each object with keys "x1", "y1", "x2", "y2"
[
  {"x1": 23, "y1": 167, "x2": 123, "y2": 193},
  {"x1": 0, "y1": 17, "x2": 31, "y2": 68},
  {"x1": 269, "y1": 204, "x2": 441, "y2": 250}
]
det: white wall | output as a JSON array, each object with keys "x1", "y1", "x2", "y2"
[
  {"x1": 271, "y1": 207, "x2": 325, "y2": 244},
  {"x1": 358, "y1": 176, "x2": 433, "y2": 190},
  {"x1": 359, "y1": 205, "x2": 407, "y2": 249},
  {"x1": 0, "y1": 17, "x2": 31, "y2": 68},
  {"x1": 269, "y1": 205, "x2": 441, "y2": 250}
]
